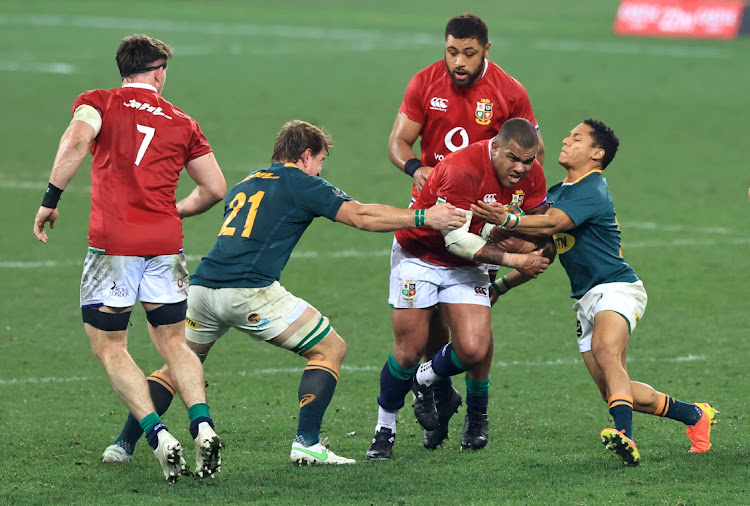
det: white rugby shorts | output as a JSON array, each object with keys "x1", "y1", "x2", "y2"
[
  {"x1": 185, "y1": 281, "x2": 309, "y2": 345},
  {"x1": 388, "y1": 240, "x2": 491, "y2": 308},
  {"x1": 80, "y1": 252, "x2": 189, "y2": 308},
  {"x1": 572, "y1": 280, "x2": 648, "y2": 353}
]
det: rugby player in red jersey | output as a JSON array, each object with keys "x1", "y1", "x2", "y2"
[
  {"x1": 367, "y1": 119, "x2": 550, "y2": 458},
  {"x1": 33, "y1": 34, "x2": 226, "y2": 482},
  {"x1": 386, "y1": 13, "x2": 549, "y2": 450}
]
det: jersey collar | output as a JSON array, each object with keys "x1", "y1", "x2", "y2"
[
  {"x1": 480, "y1": 58, "x2": 488, "y2": 80},
  {"x1": 562, "y1": 169, "x2": 603, "y2": 185},
  {"x1": 123, "y1": 82, "x2": 158, "y2": 92}
]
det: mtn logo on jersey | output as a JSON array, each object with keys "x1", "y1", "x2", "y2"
[
  {"x1": 123, "y1": 99, "x2": 173, "y2": 120},
  {"x1": 475, "y1": 99, "x2": 493, "y2": 125},
  {"x1": 483, "y1": 193, "x2": 497, "y2": 203},
  {"x1": 553, "y1": 232, "x2": 575, "y2": 254},
  {"x1": 430, "y1": 97, "x2": 448, "y2": 111}
]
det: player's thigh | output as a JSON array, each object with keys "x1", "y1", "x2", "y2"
[
  {"x1": 184, "y1": 285, "x2": 232, "y2": 346},
  {"x1": 139, "y1": 254, "x2": 189, "y2": 304},
  {"x1": 440, "y1": 302, "x2": 492, "y2": 360},
  {"x1": 80, "y1": 252, "x2": 144, "y2": 308},
  {"x1": 593, "y1": 281, "x2": 647, "y2": 337}
]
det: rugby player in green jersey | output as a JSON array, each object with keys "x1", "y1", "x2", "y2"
[
  {"x1": 101, "y1": 120, "x2": 467, "y2": 467},
  {"x1": 471, "y1": 119, "x2": 716, "y2": 466}
]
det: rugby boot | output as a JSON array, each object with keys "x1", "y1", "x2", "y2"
[
  {"x1": 291, "y1": 440, "x2": 355, "y2": 465},
  {"x1": 460, "y1": 407, "x2": 488, "y2": 450},
  {"x1": 423, "y1": 386, "x2": 462, "y2": 449},
  {"x1": 412, "y1": 382, "x2": 439, "y2": 431},
  {"x1": 366, "y1": 428, "x2": 395, "y2": 459},
  {"x1": 600, "y1": 428, "x2": 641, "y2": 466},
  {"x1": 685, "y1": 403, "x2": 718, "y2": 453}
]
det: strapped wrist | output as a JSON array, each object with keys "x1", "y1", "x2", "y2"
[
  {"x1": 41, "y1": 182, "x2": 63, "y2": 209},
  {"x1": 491, "y1": 275, "x2": 512, "y2": 296},
  {"x1": 414, "y1": 208, "x2": 426, "y2": 227},
  {"x1": 404, "y1": 158, "x2": 422, "y2": 177}
]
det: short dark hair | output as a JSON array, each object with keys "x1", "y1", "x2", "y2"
[
  {"x1": 583, "y1": 118, "x2": 619, "y2": 169},
  {"x1": 116, "y1": 34, "x2": 173, "y2": 78},
  {"x1": 445, "y1": 14, "x2": 488, "y2": 46},
  {"x1": 496, "y1": 118, "x2": 539, "y2": 150},
  {"x1": 272, "y1": 120, "x2": 333, "y2": 163}
]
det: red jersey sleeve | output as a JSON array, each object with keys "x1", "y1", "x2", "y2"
[
  {"x1": 398, "y1": 72, "x2": 426, "y2": 125},
  {"x1": 508, "y1": 79, "x2": 537, "y2": 128},
  {"x1": 186, "y1": 119, "x2": 212, "y2": 161},
  {"x1": 72, "y1": 89, "x2": 109, "y2": 117}
]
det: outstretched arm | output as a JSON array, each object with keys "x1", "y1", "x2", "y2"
[
  {"x1": 471, "y1": 201, "x2": 574, "y2": 236},
  {"x1": 177, "y1": 152, "x2": 227, "y2": 218},
  {"x1": 442, "y1": 210, "x2": 550, "y2": 278},
  {"x1": 33, "y1": 120, "x2": 97, "y2": 243},
  {"x1": 334, "y1": 201, "x2": 466, "y2": 232}
]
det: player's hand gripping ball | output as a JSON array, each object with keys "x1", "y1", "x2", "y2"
[{"x1": 488, "y1": 205, "x2": 539, "y2": 254}]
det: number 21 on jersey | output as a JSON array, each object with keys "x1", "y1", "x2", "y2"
[{"x1": 217, "y1": 191, "x2": 265, "y2": 238}]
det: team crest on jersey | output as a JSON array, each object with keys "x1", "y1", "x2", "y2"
[
  {"x1": 401, "y1": 280, "x2": 417, "y2": 300},
  {"x1": 475, "y1": 99, "x2": 493, "y2": 125},
  {"x1": 511, "y1": 191, "x2": 525, "y2": 207}
]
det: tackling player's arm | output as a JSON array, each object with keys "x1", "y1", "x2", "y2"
[
  {"x1": 471, "y1": 201, "x2": 574, "y2": 235},
  {"x1": 491, "y1": 204, "x2": 557, "y2": 295},
  {"x1": 388, "y1": 113, "x2": 433, "y2": 192},
  {"x1": 334, "y1": 200, "x2": 466, "y2": 232},
  {"x1": 177, "y1": 152, "x2": 227, "y2": 218},
  {"x1": 442, "y1": 210, "x2": 549, "y2": 278},
  {"x1": 33, "y1": 107, "x2": 99, "y2": 243}
]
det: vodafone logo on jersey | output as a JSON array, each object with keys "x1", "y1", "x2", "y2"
[{"x1": 430, "y1": 97, "x2": 448, "y2": 112}]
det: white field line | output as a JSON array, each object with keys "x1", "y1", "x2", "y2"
[
  {"x1": 0, "y1": 61, "x2": 76, "y2": 74},
  {"x1": 2, "y1": 229, "x2": 748, "y2": 269},
  {"x1": 0, "y1": 14, "x2": 733, "y2": 59},
  {"x1": 0, "y1": 354, "x2": 705, "y2": 386}
]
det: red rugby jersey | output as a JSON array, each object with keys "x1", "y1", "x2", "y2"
[
  {"x1": 72, "y1": 83, "x2": 211, "y2": 255},
  {"x1": 399, "y1": 59, "x2": 538, "y2": 199},
  {"x1": 395, "y1": 139, "x2": 547, "y2": 267}
]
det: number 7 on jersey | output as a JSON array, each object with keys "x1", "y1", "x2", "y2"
[{"x1": 135, "y1": 124, "x2": 155, "y2": 166}]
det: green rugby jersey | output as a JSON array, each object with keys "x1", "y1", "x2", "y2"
[
  {"x1": 191, "y1": 163, "x2": 353, "y2": 288},
  {"x1": 547, "y1": 170, "x2": 638, "y2": 299}
]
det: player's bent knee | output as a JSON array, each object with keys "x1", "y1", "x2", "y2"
[
  {"x1": 82, "y1": 307, "x2": 131, "y2": 332},
  {"x1": 145, "y1": 300, "x2": 187, "y2": 327},
  {"x1": 280, "y1": 311, "x2": 333, "y2": 356},
  {"x1": 310, "y1": 329, "x2": 346, "y2": 362}
]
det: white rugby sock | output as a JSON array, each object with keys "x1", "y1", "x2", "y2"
[
  {"x1": 376, "y1": 406, "x2": 398, "y2": 432},
  {"x1": 416, "y1": 361, "x2": 438, "y2": 387}
]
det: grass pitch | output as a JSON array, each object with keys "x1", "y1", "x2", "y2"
[{"x1": 1, "y1": 0, "x2": 749, "y2": 504}]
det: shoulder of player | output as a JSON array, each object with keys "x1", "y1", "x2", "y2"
[{"x1": 484, "y1": 61, "x2": 527, "y2": 90}]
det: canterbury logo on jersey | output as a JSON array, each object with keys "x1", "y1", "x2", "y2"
[
  {"x1": 430, "y1": 97, "x2": 448, "y2": 111},
  {"x1": 123, "y1": 99, "x2": 173, "y2": 120}
]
